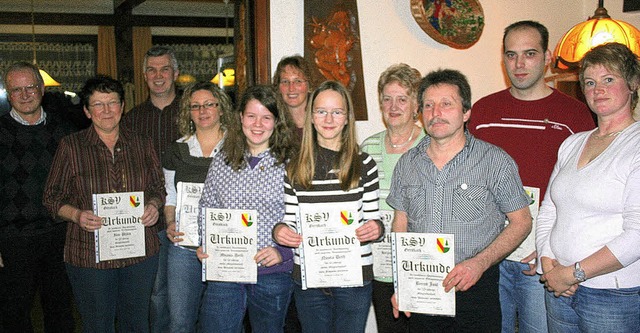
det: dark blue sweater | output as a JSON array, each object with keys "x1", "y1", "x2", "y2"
[{"x1": 0, "y1": 112, "x2": 74, "y2": 231}]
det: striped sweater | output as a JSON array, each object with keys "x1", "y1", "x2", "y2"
[{"x1": 283, "y1": 145, "x2": 380, "y2": 283}]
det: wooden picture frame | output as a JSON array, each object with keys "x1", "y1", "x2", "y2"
[
  {"x1": 410, "y1": 0, "x2": 485, "y2": 49},
  {"x1": 235, "y1": 0, "x2": 271, "y2": 94},
  {"x1": 304, "y1": 0, "x2": 368, "y2": 120}
]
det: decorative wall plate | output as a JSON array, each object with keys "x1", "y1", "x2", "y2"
[{"x1": 411, "y1": 0, "x2": 485, "y2": 49}]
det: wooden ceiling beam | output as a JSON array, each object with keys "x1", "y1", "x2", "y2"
[
  {"x1": 0, "y1": 11, "x2": 231, "y2": 28},
  {"x1": 114, "y1": 0, "x2": 146, "y2": 11}
]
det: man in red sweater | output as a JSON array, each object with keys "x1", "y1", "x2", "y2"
[{"x1": 468, "y1": 21, "x2": 595, "y2": 333}]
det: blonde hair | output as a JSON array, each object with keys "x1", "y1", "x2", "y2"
[
  {"x1": 579, "y1": 43, "x2": 640, "y2": 110},
  {"x1": 287, "y1": 81, "x2": 360, "y2": 191},
  {"x1": 377, "y1": 63, "x2": 422, "y2": 109}
]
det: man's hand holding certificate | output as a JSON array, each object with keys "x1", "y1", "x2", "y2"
[{"x1": 392, "y1": 232, "x2": 455, "y2": 317}]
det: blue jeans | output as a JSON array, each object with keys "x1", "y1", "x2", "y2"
[
  {"x1": 499, "y1": 260, "x2": 547, "y2": 333},
  {"x1": 151, "y1": 230, "x2": 170, "y2": 333},
  {"x1": 167, "y1": 245, "x2": 205, "y2": 333},
  {"x1": 201, "y1": 272, "x2": 293, "y2": 333},
  {"x1": 66, "y1": 255, "x2": 158, "y2": 333},
  {"x1": 545, "y1": 285, "x2": 640, "y2": 333},
  {"x1": 294, "y1": 281, "x2": 372, "y2": 333}
]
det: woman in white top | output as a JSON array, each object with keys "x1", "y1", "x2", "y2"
[{"x1": 536, "y1": 43, "x2": 640, "y2": 332}]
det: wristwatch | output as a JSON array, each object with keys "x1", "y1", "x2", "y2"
[{"x1": 573, "y1": 262, "x2": 587, "y2": 282}]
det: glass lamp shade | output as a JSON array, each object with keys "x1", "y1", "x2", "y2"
[
  {"x1": 554, "y1": 6, "x2": 640, "y2": 70},
  {"x1": 211, "y1": 69, "x2": 235, "y2": 87},
  {"x1": 39, "y1": 69, "x2": 61, "y2": 87}
]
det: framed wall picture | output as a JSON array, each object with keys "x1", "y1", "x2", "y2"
[
  {"x1": 304, "y1": 0, "x2": 367, "y2": 120},
  {"x1": 622, "y1": 0, "x2": 640, "y2": 12},
  {"x1": 623, "y1": 0, "x2": 640, "y2": 12}
]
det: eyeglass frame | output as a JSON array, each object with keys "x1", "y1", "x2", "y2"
[
  {"x1": 88, "y1": 100, "x2": 122, "y2": 110},
  {"x1": 312, "y1": 108, "x2": 347, "y2": 118},
  {"x1": 381, "y1": 95, "x2": 411, "y2": 107},
  {"x1": 7, "y1": 84, "x2": 41, "y2": 97},
  {"x1": 279, "y1": 79, "x2": 308, "y2": 88},
  {"x1": 189, "y1": 102, "x2": 220, "y2": 111}
]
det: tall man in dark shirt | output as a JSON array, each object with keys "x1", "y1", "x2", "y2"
[
  {"x1": 121, "y1": 46, "x2": 181, "y2": 333},
  {"x1": 0, "y1": 62, "x2": 75, "y2": 332}
]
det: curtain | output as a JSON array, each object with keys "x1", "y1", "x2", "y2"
[
  {"x1": 97, "y1": 26, "x2": 117, "y2": 79},
  {"x1": 132, "y1": 27, "x2": 152, "y2": 106}
]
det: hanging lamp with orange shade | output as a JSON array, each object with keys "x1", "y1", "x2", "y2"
[{"x1": 554, "y1": 0, "x2": 640, "y2": 70}]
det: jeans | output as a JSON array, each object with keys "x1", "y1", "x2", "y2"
[
  {"x1": 0, "y1": 223, "x2": 74, "y2": 333},
  {"x1": 372, "y1": 280, "x2": 408, "y2": 333},
  {"x1": 201, "y1": 272, "x2": 293, "y2": 333},
  {"x1": 499, "y1": 260, "x2": 548, "y2": 333},
  {"x1": 409, "y1": 264, "x2": 501, "y2": 333},
  {"x1": 294, "y1": 281, "x2": 372, "y2": 333},
  {"x1": 545, "y1": 285, "x2": 640, "y2": 333},
  {"x1": 151, "y1": 229, "x2": 170, "y2": 333},
  {"x1": 66, "y1": 254, "x2": 158, "y2": 333},
  {"x1": 167, "y1": 245, "x2": 205, "y2": 333}
]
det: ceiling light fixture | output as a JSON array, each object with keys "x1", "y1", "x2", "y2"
[
  {"x1": 30, "y1": 0, "x2": 60, "y2": 86},
  {"x1": 211, "y1": 0, "x2": 235, "y2": 88},
  {"x1": 554, "y1": 0, "x2": 640, "y2": 70}
]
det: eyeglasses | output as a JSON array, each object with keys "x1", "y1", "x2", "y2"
[
  {"x1": 312, "y1": 109, "x2": 347, "y2": 118},
  {"x1": 189, "y1": 102, "x2": 219, "y2": 111},
  {"x1": 279, "y1": 79, "x2": 307, "y2": 88},
  {"x1": 89, "y1": 100, "x2": 121, "y2": 110},
  {"x1": 8, "y1": 84, "x2": 40, "y2": 97}
]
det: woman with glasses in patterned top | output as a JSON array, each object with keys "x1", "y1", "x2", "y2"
[{"x1": 196, "y1": 85, "x2": 298, "y2": 333}]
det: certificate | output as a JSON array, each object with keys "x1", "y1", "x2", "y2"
[
  {"x1": 298, "y1": 202, "x2": 362, "y2": 290},
  {"x1": 93, "y1": 192, "x2": 146, "y2": 263},
  {"x1": 392, "y1": 232, "x2": 455, "y2": 316},
  {"x1": 202, "y1": 208, "x2": 258, "y2": 284},
  {"x1": 175, "y1": 182, "x2": 204, "y2": 247},
  {"x1": 506, "y1": 186, "x2": 540, "y2": 261},
  {"x1": 372, "y1": 210, "x2": 394, "y2": 279}
]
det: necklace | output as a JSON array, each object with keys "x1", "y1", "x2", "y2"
[
  {"x1": 591, "y1": 130, "x2": 622, "y2": 140},
  {"x1": 387, "y1": 127, "x2": 415, "y2": 149}
]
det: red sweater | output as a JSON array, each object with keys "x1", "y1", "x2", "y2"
[{"x1": 468, "y1": 88, "x2": 595, "y2": 200}]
